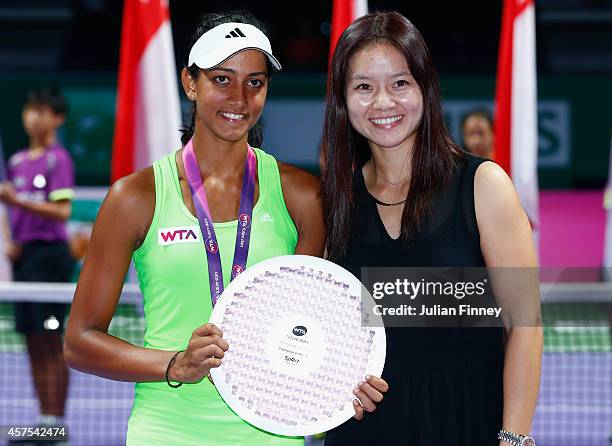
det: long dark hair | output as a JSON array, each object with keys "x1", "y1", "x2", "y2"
[
  {"x1": 321, "y1": 11, "x2": 462, "y2": 261},
  {"x1": 180, "y1": 10, "x2": 272, "y2": 147}
]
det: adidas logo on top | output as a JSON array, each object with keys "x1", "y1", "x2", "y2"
[
  {"x1": 259, "y1": 212, "x2": 274, "y2": 222},
  {"x1": 225, "y1": 27, "x2": 246, "y2": 38}
]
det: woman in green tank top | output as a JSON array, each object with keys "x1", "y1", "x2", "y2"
[{"x1": 64, "y1": 11, "x2": 325, "y2": 445}]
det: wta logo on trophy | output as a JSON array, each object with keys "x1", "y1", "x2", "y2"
[{"x1": 292, "y1": 326, "x2": 307, "y2": 336}]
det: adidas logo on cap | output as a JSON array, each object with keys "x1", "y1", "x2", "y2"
[
  {"x1": 188, "y1": 22, "x2": 282, "y2": 70},
  {"x1": 225, "y1": 27, "x2": 246, "y2": 38}
]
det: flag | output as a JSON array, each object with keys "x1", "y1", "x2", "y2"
[
  {"x1": 494, "y1": 0, "x2": 539, "y2": 236},
  {"x1": 329, "y1": 0, "x2": 368, "y2": 62},
  {"x1": 604, "y1": 134, "x2": 612, "y2": 270},
  {"x1": 111, "y1": 0, "x2": 181, "y2": 182}
]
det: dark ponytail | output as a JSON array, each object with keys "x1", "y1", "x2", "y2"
[
  {"x1": 180, "y1": 63, "x2": 199, "y2": 146},
  {"x1": 180, "y1": 109, "x2": 194, "y2": 146},
  {"x1": 180, "y1": 10, "x2": 271, "y2": 148}
]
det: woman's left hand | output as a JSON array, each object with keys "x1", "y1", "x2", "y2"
[{"x1": 352, "y1": 375, "x2": 389, "y2": 420}]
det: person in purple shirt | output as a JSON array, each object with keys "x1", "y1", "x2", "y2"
[{"x1": 0, "y1": 87, "x2": 75, "y2": 439}]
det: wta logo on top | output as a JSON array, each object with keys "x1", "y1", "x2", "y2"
[{"x1": 158, "y1": 226, "x2": 200, "y2": 245}]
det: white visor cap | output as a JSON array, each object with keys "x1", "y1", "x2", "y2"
[{"x1": 188, "y1": 22, "x2": 282, "y2": 71}]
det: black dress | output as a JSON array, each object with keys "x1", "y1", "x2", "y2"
[{"x1": 325, "y1": 154, "x2": 505, "y2": 446}]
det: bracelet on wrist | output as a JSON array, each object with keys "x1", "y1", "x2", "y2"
[
  {"x1": 498, "y1": 429, "x2": 536, "y2": 446},
  {"x1": 165, "y1": 350, "x2": 184, "y2": 388}
]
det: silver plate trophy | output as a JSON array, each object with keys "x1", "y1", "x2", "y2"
[{"x1": 209, "y1": 255, "x2": 386, "y2": 436}]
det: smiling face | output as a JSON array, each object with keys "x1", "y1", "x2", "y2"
[
  {"x1": 182, "y1": 49, "x2": 269, "y2": 143},
  {"x1": 345, "y1": 42, "x2": 424, "y2": 152}
]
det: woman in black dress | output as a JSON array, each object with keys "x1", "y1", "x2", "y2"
[{"x1": 322, "y1": 12, "x2": 543, "y2": 446}]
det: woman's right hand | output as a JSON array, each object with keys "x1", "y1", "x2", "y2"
[{"x1": 169, "y1": 323, "x2": 229, "y2": 383}]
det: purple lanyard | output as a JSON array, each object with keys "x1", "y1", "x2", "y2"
[{"x1": 182, "y1": 138, "x2": 256, "y2": 306}]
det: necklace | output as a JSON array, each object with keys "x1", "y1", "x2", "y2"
[
  {"x1": 372, "y1": 196, "x2": 407, "y2": 207},
  {"x1": 376, "y1": 171, "x2": 401, "y2": 188},
  {"x1": 370, "y1": 152, "x2": 409, "y2": 206},
  {"x1": 371, "y1": 152, "x2": 409, "y2": 188}
]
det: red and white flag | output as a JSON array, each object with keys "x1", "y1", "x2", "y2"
[
  {"x1": 111, "y1": 0, "x2": 181, "y2": 182},
  {"x1": 329, "y1": 0, "x2": 368, "y2": 62},
  {"x1": 494, "y1": 0, "x2": 539, "y2": 237}
]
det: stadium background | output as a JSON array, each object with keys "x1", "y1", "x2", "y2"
[{"x1": 0, "y1": 1, "x2": 611, "y2": 445}]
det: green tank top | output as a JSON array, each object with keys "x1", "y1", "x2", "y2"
[{"x1": 127, "y1": 148, "x2": 302, "y2": 446}]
